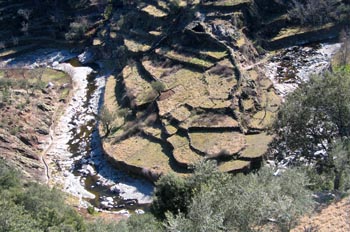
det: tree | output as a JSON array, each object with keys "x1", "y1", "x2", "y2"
[
  {"x1": 0, "y1": 159, "x2": 20, "y2": 190},
  {"x1": 288, "y1": 0, "x2": 338, "y2": 26},
  {"x1": 272, "y1": 67, "x2": 350, "y2": 191},
  {"x1": 17, "y1": 9, "x2": 32, "y2": 35},
  {"x1": 99, "y1": 106, "x2": 116, "y2": 137},
  {"x1": 0, "y1": 200, "x2": 38, "y2": 232},
  {"x1": 339, "y1": 29, "x2": 350, "y2": 66},
  {"x1": 151, "y1": 81, "x2": 166, "y2": 93},
  {"x1": 272, "y1": 68, "x2": 350, "y2": 163},
  {"x1": 126, "y1": 214, "x2": 162, "y2": 232},
  {"x1": 164, "y1": 162, "x2": 314, "y2": 232},
  {"x1": 17, "y1": 183, "x2": 85, "y2": 231},
  {"x1": 329, "y1": 139, "x2": 350, "y2": 191},
  {"x1": 0, "y1": 160, "x2": 85, "y2": 232},
  {"x1": 88, "y1": 214, "x2": 162, "y2": 232},
  {"x1": 151, "y1": 172, "x2": 191, "y2": 219},
  {"x1": 88, "y1": 219, "x2": 128, "y2": 232},
  {"x1": 65, "y1": 16, "x2": 90, "y2": 41}
]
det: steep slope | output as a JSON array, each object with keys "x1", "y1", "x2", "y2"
[
  {"x1": 0, "y1": 67, "x2": 71, "y2": 181},
  {"x1": 292, "y1": 197, "x2": 350, "y2": 232},
  {"x1": 0, "y1": 0, "x2": 103, "y2": 59}
]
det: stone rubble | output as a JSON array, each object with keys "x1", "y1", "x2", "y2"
[{"x1": 265, "y1": 43, "x2": 342, "y2": 97}]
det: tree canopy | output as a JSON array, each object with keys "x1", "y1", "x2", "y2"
[
  {"x1": 273, "y1": 67, "x2": 350, "y2": 161},
  {"x1": 153, "y1": 161, "x2": 314, "y2": 232}
]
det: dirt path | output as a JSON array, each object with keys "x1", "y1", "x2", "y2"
[
  {"x1": 292, "y1": 197, "x2": 350, "y2": 232},
  {"x1": 41, "y1": 112, "x2": 56, "y2": 184}
]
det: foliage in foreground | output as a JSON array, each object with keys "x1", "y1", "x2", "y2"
[
  {"x1": 0, "y1": 159, "x2": 161, "y2": 232},
  {"x1": 154, "y1": 161, "x2": 314, "y2": 232},
  {"x1": 87, "y1": 214, "x2": 162, "y2": 232},
  {"x1": 0, "y1": 159, "x2": 85, "y2": 232},
  {"x1": 0, "y1": 158, "x2": 314, "y2": 232}
]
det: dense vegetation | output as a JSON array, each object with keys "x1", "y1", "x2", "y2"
[
  {"x1": 272, "y1": 66, "x2": 350, "y2": 192},
  {"x1": 0, "y1": 159, "x2": 162, "y2": 232},
  {"x1": 154, "y1": 162, "x2": 314, "y2": 232},
  {"x1": 0, "y1": 159, "x2": 84, "y2": 231}
]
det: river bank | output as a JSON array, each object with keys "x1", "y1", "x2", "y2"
[
  {"x1": 265, "y1": 42, "x2": 342, "y2": 97},
  {"x1": 1, "y1": 49, "x2": 153, "y2": 215},
  {"x1": 47, "y1": 55, "x2": 154, "y2": 213}
]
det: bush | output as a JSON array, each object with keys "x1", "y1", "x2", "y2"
[
  {"x1": 164, "y1": 162, "x2": 314, "y2": 232},
  {"x1": 87, "y1": 206, "x2": 95, "y2": 215},
  {"x1": 88, "y1": 219, "x2": 128, "y2": 232},
  {"x1": 151, "y1": 81, "x2": 166, "y2": 92},
  {"x1": 151, "y1": 173, "x2": 192, "y2": 219},
  {"x1": 126, "y1": 214, "x2": 162, "y2": 232},
  {"x1": 65, "y1": 17, "x2": 90, "y2": 41},
  {"x1": 0, "y1": 160, "x2": 20, "y2": 190},
  {"x1": 0, "y1": 161, "x2": 86, "y2": 232},
  {"x1": 104, "y1": 3, "x2": 113, "y2": 20},
  {"x1": 288, "y1": 0, "x2": 341, "y2": 26},
  {"x1": 17, "y1": 183, "x2": 85, "y2": 231},
  {"x1": 0, "y1": 200, "x2": 38, "y2": 232},
  {"x1": 87, "y1": 214, "x2": 163, "y2": 232}
]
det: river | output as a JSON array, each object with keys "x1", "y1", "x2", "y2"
[{"x1": 1, "y1": 49, "x2": 154, "y2": 216}]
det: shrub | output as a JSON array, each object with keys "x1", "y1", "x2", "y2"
[
  {"x1": 88, "y1": 219, "x2": 128, "y2": 232},
  {"x1": 151, "y1": 81, "x2": 166, "y2": 92},
  {"x1": 288, "y1": 0, "x2": 340, "y2": 26},
  {"x1": 151, "y1": 173, "x2": 191, "y2": 219},
  {"x1": 65, "y1": 17, "x2": 90, "y2": 41},
  {"x1": 117, "y1": 108, "x2": 129, "y2": 118},
  {"x1": 87, "y1": 206, "x2": 95, "y2": 214},
  {"x1": 104, "y1": 3, "x2": 113, "y2": 20},
  {"x1": 164, "y1": 162, "x2": 314, "y2": 232},
  {"x1": 0, "y1": 161, "x2": 86, "y2": 231},
  {"x1": 0, "y1": 160, "x2": 20, "y2": 190},
  {"x1": 126, "y1": 214, "x2": 162, "y2": 232}
]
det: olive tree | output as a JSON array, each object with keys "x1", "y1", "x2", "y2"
[
  {"x1": 163, "y1": 161, "x2": 314, "y2": 232},
  {"x1": 272, "y1": 68, "x2": 350, "y2": 162},
  {"x1": 99, "y1": 106, "x2": 116, "y2": 137},
  {"x1": 329, "y1": 139, "x2": 350, "y2": 191},
  {"x1": 272, "y1": 67, "x2": 350, "y2": 191}
]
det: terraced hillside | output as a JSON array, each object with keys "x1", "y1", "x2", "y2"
[
  {"x1": 99, "y1": 0, "x2": 280, "y2": 181},
  {"x1": 1, "y1": 0, "x2": 347, "y2": 182}
]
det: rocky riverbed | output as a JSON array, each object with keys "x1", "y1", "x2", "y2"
[
  {"x1": 265, "y1": 42, "x2": 342, "y2": 97},
  {"x1": 1, "y1": 49, "x2": 153, "y2": 215}
]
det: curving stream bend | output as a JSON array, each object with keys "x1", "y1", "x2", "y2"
[{"x1": 2, "y1": 49, "x2": 153, "y2": 215}]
